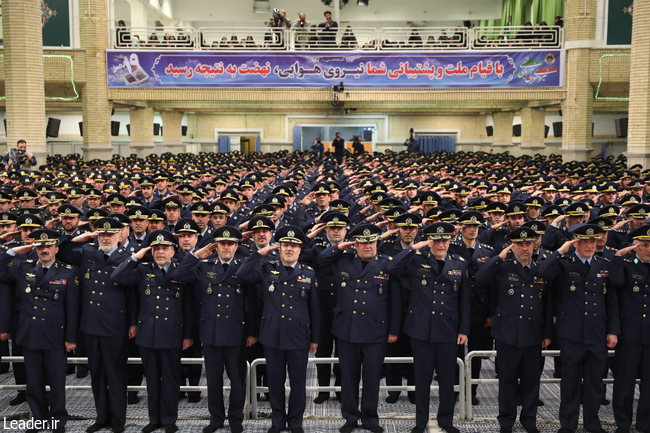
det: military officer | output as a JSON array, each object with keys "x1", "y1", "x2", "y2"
[
  {"x1": 54, "y1": 217, "x2": 134, "y2": 433},
  {"x1": 237, "y1": 226, "x2": 320, "y2": 433},
  {"x1": 449, "y1": 210, "x2": 496, "y2": 406},
  {"x1": 0, "y1": 229, "x2": 80, "y2": 433},
  {"x1": 474, "y1": 226, "x2": 552, "y2": 433},
  {"x1": 175, "y1": 226, "x2": 259, "y2": 433},
  {"x1": 314, "y1": 224, "x2": 400, "y2": 433},
  {"x1": 610, "y1": 226, "x2": 650, "y2": 433},
  {"x1": 385, "y1": 222, "x2": 469, "y2": 433},
  {"x1": 126, "y1": 206, "x2": 152, "y2": 247},
  {"x1": 541, "y1": 203, "x2": 589, "y2": 252},
  {"x1": 537, "y1": 224, "x2": 620, "y2": 433},
  {"x1": 190, "y1": 201, "x2": 215, "y2": 250},
  {"x1": 110, "y1": 230, "x2": 195, "y2": 433}
]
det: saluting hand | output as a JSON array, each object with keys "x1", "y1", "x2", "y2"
[
  {"x1": 73, "y1": 231, "x2": 98, "y2": 243},
  {"x1": 11, "y1": 245, "x2": 34, "y2": 255},
  {"x1": 616, "y1": 243, "x2": 639, "y2": 256},
  {"x1": 552, "y1": 214, "x2": 566, "y2": 226},
  {"x1": 258, "y1": 244, "x2": 280, "y2": 256},
  {"x1": 337, "y1": 241, "x2": 355, "y2": 251},
  {"x1": 133, "y1": 246, "x2": 151, "y2": 260},
  {"x1": 558, "y1": 239, "x2": 579, "y2": 254},
  {"x1": 195, "y1": 243, "x2": 217, "y2": 259},
  {"x1": 411, "y1": 239, "x2": 432, "y2": 251},
  {"x1": 499, "y1": 243, "x2": 514, "y2": 260}
]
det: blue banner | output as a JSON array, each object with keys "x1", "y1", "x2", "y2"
[{"x1": 107, "y1": 50, "x2": 564, "y2": 88}]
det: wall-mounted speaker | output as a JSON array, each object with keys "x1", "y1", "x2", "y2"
[
  {"x1": 544, "y1": 125, "x2": 550, "y2": 138},
  {"x1": 552, "y1": 122, "x2": 562, "y2": 137},
  {"x1": 126, "y1": 124, "x2": 131, "y2": 136},
  {"x1": 182, "y1": 126, "x2": 188, "y2": 136},
  {"x1": 486, "y1": 126, "x2": 493, "y2": 137},
  {"x1": 3, "y1": 119, "x2": 6, "y2": 136},
  {"x1": 153, "y1": 123, "x2": 161, "y2": 136},
  {"x1": 615, "y1": 117, "x2": 628, "y2": 138},
  {"x1": 512, "y1": 124, "x2": 521, "y2": 137},
  {"x1": 46, "y1": 118, "x2": 61, "y2": 138},
  {"x1": 111, "y1": 121, "x2": 120, "y2": 137},
  {"x1": 79, "y1": 122, "x2": 83, "y2": 137}
]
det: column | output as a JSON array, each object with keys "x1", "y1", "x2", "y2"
[
  {"x1": 626, "y1": 1, "x2": 650, "y2": 167},
  {"x1": 520, "y1": 107, "x2": 546, "y2": 155},
  {"x1": 491, "y1": 111, "x2": 515, "y2": 154},
  {"x1": 80, "y1": 0, "x2": 113, "y2": 160},
  {"x1": 561, "y1": 0, "x2": 597, "y2": 161},
  {"x1": 3, "y1": 0, "x2": 47, "y2": 165},
  {"x1": 126, "y1": 0, "x2": 148, "y2": 45},
  {"x1": 160, "y1": 111, "x2": 184, "y2": 154},
  {"x1": 129, "y1": 108, "x2": 155, "y2": 158}
]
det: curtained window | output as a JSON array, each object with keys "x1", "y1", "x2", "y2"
[{"x1": 416, "y1": 135, "x2": 455, "y2": 153}]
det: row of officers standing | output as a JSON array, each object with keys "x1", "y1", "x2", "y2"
[{"x1": 2, "y1": 208, "x2": 650, "y2": 433}]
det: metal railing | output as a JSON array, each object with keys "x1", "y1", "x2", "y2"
[
  {"x1": 289, "y1": 27, "x2": 379, "y2": 51},
  {"x1": 250, "y1": 356, "x2": 465, "y2": 420},
  {"x1": 464, "y1": 350, "x2": 625, "y2": 421},
  {"x1": 113, "y1": 26, "x2": 197, "y2": 50},
  {"x1": 471, "y1": 25, "x2": 563, "y2": 49},
  {"x1": 0, "y1": 356, "x2": 252, "y2": 420},
  {"x1": 111, "y1": 25, "x2": 564, "y2": 51},
  {"x1": 198, "y1": 27, "x2": 288, "y2": 50},
  {"x1": 379, "y1": 27, "x2": 469, "y2": 50}
]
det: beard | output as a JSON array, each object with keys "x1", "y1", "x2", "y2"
[{"x1": 99, "y1": 240, "x2": 118, "y2": 254}]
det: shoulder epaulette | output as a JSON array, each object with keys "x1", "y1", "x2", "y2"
[
  {"x1": 624, "y1": 258, "x2": 633, "y2": 263},
  {"x1": 384, "y1": 239, "x2": 395, "y2": 244},
  {"x1": 26, "y1": 259, "x2": 34, "y2": 264},
  {"x1": 66, "y1": 264, "x2": 72, "y2": 269},
  {"x1": 482, "y1": 243, "x2": 494, "y2": 250},
  {"x1": 596, "y1": 256, "x2": 611, "y2": 262},
  {"x1": 450, "y1": 241, "x2": 461, "y2": 247},
  {"x1": 202, "y1": 259, "x2": 209, "y2": 262},
  {"x1": 458, "y1": 255, "x2": 466, "y2": 262},
  {"x1": 378, "y1": 254, "x2": 393, "y2": 261}
]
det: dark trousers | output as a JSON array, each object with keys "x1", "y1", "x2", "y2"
[
  {"x1": 0, "y1": 339, "x2": 9, "y2": 374},
  {"x1": 180, "y1": 339, "x2": 202, "y2": 399},
  {"x1": 264, "y1": 345, "x2": 309, "y2": 429},
  {"x1": 613, "y1": 340, "x2": 650, "y2": 431},
  {"x1": 495, "y1": 339, "x2": 541, "y2": 429},
  {"x1": 411, "y1": 338, "x2": 457, "y2": 428},
  {"x1": 338, "y1": 338, "x2": 386, "y2": 428},
  {"x1": 23, "y1": 347, "x2": 68, "y2": 428},
  {"x1": 386, "y1": 330, "x2": 414, "y2": 399},
  {"x1": 558, "y1": 337, "x2": 607, "y2": 431},
  {"x1": 10, "y1": 318, "x2": 27, "y2": 396},
  {"x1": 139, "y1": 346, "x2": 182, "y2": 426},
  {"x1": 458, "y1": 322, "x2": 487, "y2": 397},
  {"x1": 314, "y1": 322, "x2": 341, "y2": 397},
  {"x1": 72, "y1": 330, "x2": 89, "y2": 374},
  {"x1": 204, "y1": 344, "x2": 247, "y2": 427},
  {"x1": 85, "y1": 333, "x2": 128, "y2": 426},
  {"x1": 127, "y1": 337, "x2": 143, "y2": 397}
]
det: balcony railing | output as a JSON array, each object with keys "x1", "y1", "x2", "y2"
[{"x1": 111, "y1": 25, "x2": 564, "y2": 51}]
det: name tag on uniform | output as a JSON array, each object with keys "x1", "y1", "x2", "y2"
[
  {"x1": 569, "y1": 272, "x2": 580, "y2": 277},
  {"x1": 341, "y1": 272, "x2": 350, "y2": 278},
  {"x1": 145, "y1": 274, "x2": 156, "y2": 281},
  {"x1": 26, "y1": 273, "x2": 36, "y2": 281},
  {"x1": 633, "y1": 274, "x2": 644, "y2": 280}
]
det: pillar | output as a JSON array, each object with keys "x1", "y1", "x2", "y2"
[
  {"x1": 561, "y1": 0, "x2": 597, "y2": 161},
  {"x1": 129, "y1": 108, "x2": 155, "y2": 158},
  {"x1": 127, "y1": 0, "x2": 148, "y2": 44},
  {"x1": 491, "y1": 111, "x2": 515, "y2": 154},
  {"x1": 80, "y1": 0, "x2": 113, "y2": 160},
  {"x1": 160, "y1": 111, "x2": 184, "y2": 154},
  {"x1": 520, "y1": 107, "x2": 546, "y2": 155},
  {"x1": 626, "y1": 1, "x2": 650, "y2": 167},
  {"x1": 3, "y1": 0, "x2": 47, "y2": 166}
]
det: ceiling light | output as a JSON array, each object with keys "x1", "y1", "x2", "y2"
[
  {"x1": 357, "y1": 0, "x2": 369, "y2": 6},
  {"x1": 321, "y1": 0, "x2": 333, "y2": 5}
]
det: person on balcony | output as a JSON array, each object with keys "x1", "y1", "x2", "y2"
[
  {"x1": 116, "y1": 20, "x2": 131, "y2": 47},
  {"x1": 340, "y1": 26, "x2": 357, "y2": 49},
  {"x1": 318, "y1": 11, "x2": 338, "y2": 49},
  {"x1": 408, "y1": 29, "x2": 422, "y2": 48},
  {"x1": 293, "y1": 13, "x2": 312, "y2": 50}
]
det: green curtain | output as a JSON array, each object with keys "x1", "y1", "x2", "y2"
[{"x1": 532, "y1": 0, "x2": 565, "y2": 26}]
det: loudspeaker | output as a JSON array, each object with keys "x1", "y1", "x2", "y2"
[
  {"x1": 111, "y1": 108, "x2": 115, "y2": 116},
  {"x1": 592, "y1": 122, "x2": 595, "y2": 137},
  {"x1": 79, "y1": 121, "x2": 83, "y2": 137},
  {"x1": 153, "y1": 123, "x2": 161, "y2": 136},
  {"x1": 552, "y1": 121, "x2": 562, "y2": 137},
  {"x1": 126, "y1": 124, "x2": 131, "y2": 136},
  {"x1": 512, "y1": 124, "x2": 521, "y2": 137},
  {"x1": 3, "y1": 119, "x2": 6, "y2": 135},
  {"x1": 111, "y1": 121, "x2": 120, "y2": 137},
  {"x1": 362, "y1": 129, "x2": 372, "y2": 141},
  {"x1": 463, "y1": 20, "x2": 471, "y2": 28},
  {"x1": 615, "y1": 117, "x2": 628, "y2": 138},
  {"x1": 558, "y1": 109, "x2": 562, "y2": 117},
  {"x1": 544, "y1": 125, "x2": 550, "y2": 138},
  {"x1": 160, "y1": 126, "x2": 163, "y2": 136},
  {"x1": 486, "y1": 126, "x2": 493, "y2": 137},
  {"x1": 46, "y1": 118, "x2": 61, "y2": 138},
  {"x1": 182, "y1": 126, "x2": 188, "y2": 136}
]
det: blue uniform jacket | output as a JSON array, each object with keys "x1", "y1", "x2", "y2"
[
  {"x1": 175, "y1": 253, "x2": 259, "y2": 347},
  {"x1": 0, "y1": 250, "x2": 79, "y2": 350},
  {"x1": 609, "y1": 254, "x2": 650, "y2": 345},
  {"x1": 314, "y1": 247, "x2": 401, "y2": 344},
  {"x1": 237, "y1": 252, "x2": 320, "y2": 351},
  {"x1": 57, "y1": 241, "x2": 134, "y2": 337},
  {"x1": 385, "y1": 248, "x2": 469, "y2": 343},
  {"x1": 537, "y1": 250, "x2": 621, "y2": 344},
  {"x1": 110, "y1": 257, "x2": 195, "y2": 349},
  {"x1": 475, "y1": 254, "x2": 553, "y2": 347}
]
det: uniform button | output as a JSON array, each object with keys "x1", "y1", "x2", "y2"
[
  {"x1": 354, "y1": 300, "x2": 357, "y2": 303},
  {"x1": 355, "y1": 290, "x2": 358, "y2": 292},
  {"x1": 432, "y1": 311, "x2": 435, "y2": 314},
  {"x1": 287, "y1": 317, "x2": 291, "y2": 320},
  {"x1": 34, "y1": 306, "x2": 37, "y2": 309},
  {"x1": 164, "y1": 318, "x2": 168, "y2": 320},
  {"x1": 357, "y1": 280, "x2": 360, "y2": 283},
  {"x1": 521, "y1": 294, "x2": 524, "y2": 297},
  {"x1": 519, "y1": 316, "x2": 522, "y2": 319},
  {"x1": 282, "y1": 304, "x2": 285, "y2": 307},
  {"x1": 281, "y1": 315, "x2": 285, "y2": 318},
  {"x1": 441, "y1": 302, "x2": 444, "y2": 305},
  {"x1": 97, "y1": 303, "x2": 100, "y2": 306},
  {"x1": 155, "y1": 316, "x2": 159, "y2": 319},
  {"x1": 353, "y1": 311, "x2": 356, "y2": 314},
  {"x1": 92, "y1": 291, "x2": 96, "y2": 294},
  {"x1": 585, "y1": 312, "x2": 588, "y2": 315},
  {"x1": 289, "y1": 306, "x2": 293, "y2": 309},
  {"x1": 217, "y1": 314, "x2": 220, "y2": 317},
  {"x1": 441, "y1": 292, "x2": 444, "y2": 294},
  {"x1": 33, "y1": 317, "x2": 36, "y2": 320},
  {"x1": 362, "y1": 302, "x2": 366, "y2": 305},
  {"x1": 284, "y1": 282, "x2": 287, "y2": 285},
  {"x1": 99, "y1": 293, "x2": 103, "y2": 295},
  {"x1": 156, "y1": 306, "x2": 159, "y2": 309},
  {"x1": 585, "y1": 302, "x2": 588, "y2": 305},
  {"x1": 433, "y1": 301, "x2": 436, "y2": 304},
  {"x1": 218, "y1": 304, "x2": 221, "y2": 307},
  {"x1": 282, "y1": 293, "x2": 285, "y2": 296},
  {"x1": 157, "y1": 296, "x2": 160, "y2": 299},
  {"x1": 90, "y1": 301, "x2": 93, "y2": 304}
]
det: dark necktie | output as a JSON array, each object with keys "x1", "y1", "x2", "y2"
[
  {"x1": 284, "y1": 265, "x2": 293, "y2": 274},
  {"x1": 437, "y1": 259, "x2": 445, "y2": 273},
  {"x1": 161, "y1": 268, "x2": 166, "y2": 277},
  {"x1": 361, "y1": 261, "x2": 368, "y2": 269},
  {"x1": 584, "y1": 260, "x2": 591, "y2": 273},
  {"x1": 198, "y1": 234, "x2": 203, "y2": 244},
  {"x1": 223, "y1": 263, "x2": 229, "y2": 272},
  {"x1": 468, "y1": 248, "x2": 474, "y2": 257},
  {"x1": 103, "y1": 253, "x2": 109, "y2": 261},
  {"x1": 42, "y1": 265, "x2": 49, "y2": 277}
]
